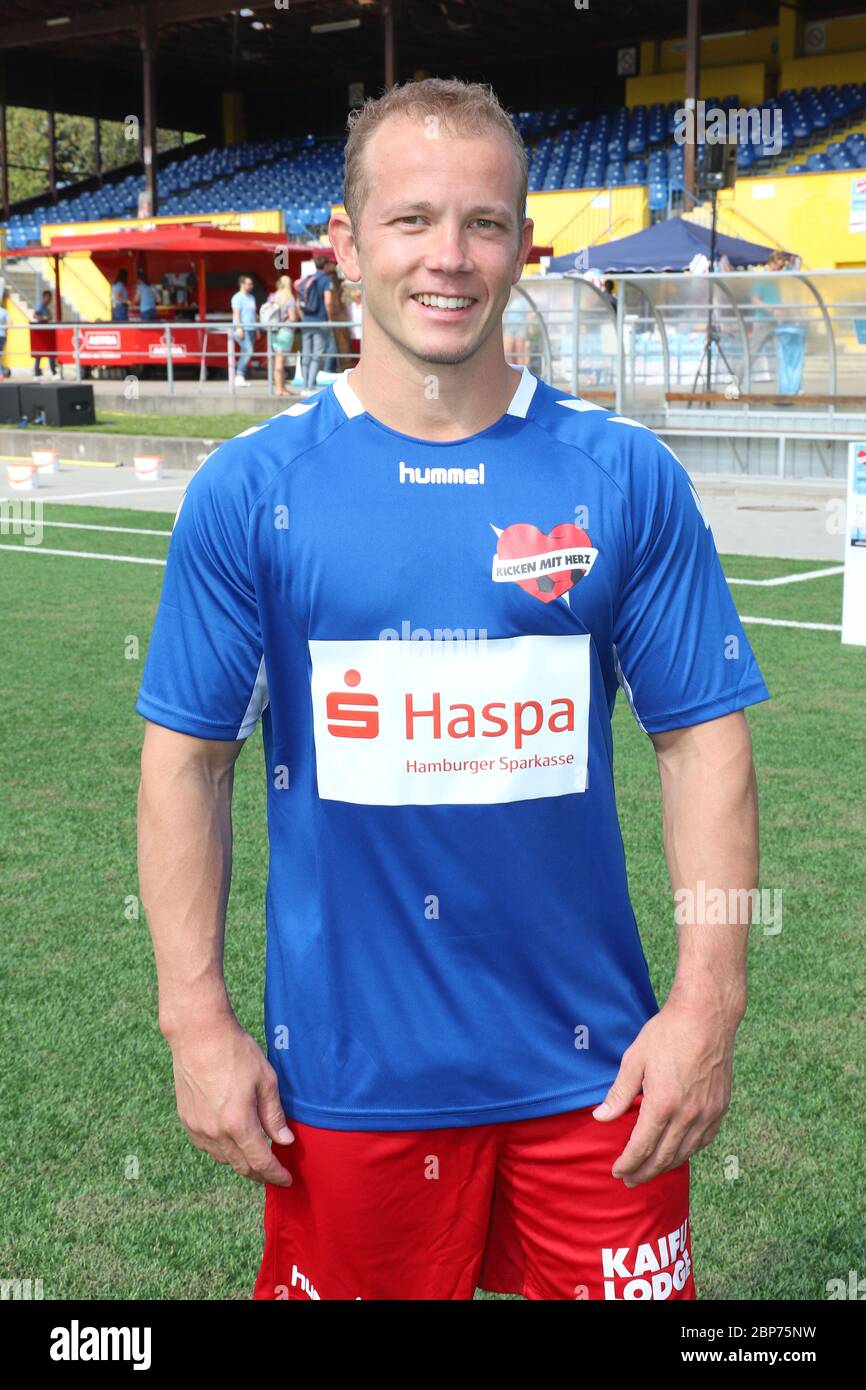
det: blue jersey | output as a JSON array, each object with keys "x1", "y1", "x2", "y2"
[{"x1": 136, "y1": 366, "x2": 769, "y2": 1131}]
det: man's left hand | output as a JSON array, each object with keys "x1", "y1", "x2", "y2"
[{"x1": 592, "y1": 994, "x2": 742, "y2": 1187}]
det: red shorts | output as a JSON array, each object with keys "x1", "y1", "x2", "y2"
[{"x1": 253, "y1": 1094, "x2": 696, "y2": 1301}]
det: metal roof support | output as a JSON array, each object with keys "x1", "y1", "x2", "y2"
[
  {"x1": 683, "y1": 0, "x2": 701, "y2": 214},
  {"x1": 140, "y1": 2, "x2": 158, "y2": 215}
]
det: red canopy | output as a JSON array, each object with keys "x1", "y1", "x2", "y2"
[
  {"x1": 2, "y1": 224, "x2": 315, "y2": 259},
  {"x1": 52, "y1": 226, "x2": 302, "y2": 256}
]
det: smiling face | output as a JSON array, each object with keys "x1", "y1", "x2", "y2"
[{"x1": 338, "y1": 115, "x2": 533, "y2": 368}]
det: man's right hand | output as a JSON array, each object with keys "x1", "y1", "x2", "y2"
[{"x1": 167, "y1": 1015, "x2": 294, "y2": 1187}]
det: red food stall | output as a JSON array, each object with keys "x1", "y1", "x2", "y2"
[{"x1": 4, "y1": 224, "x2": 325, "y2": 376}]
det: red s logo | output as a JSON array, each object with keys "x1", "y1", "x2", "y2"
[{"x1": 326, "y1": 669, "x2": 379, "y2": 738}]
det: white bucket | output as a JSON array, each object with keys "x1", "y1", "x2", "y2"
[
  {"x1": 32, "y1": 448, "x2": 60, "y2": 473},
  {"x1": 7, "y1": 462, "x2": 40, "y2": 490},
  {"x1": 133, "y1": 454, "x2": 165, "y2": 481}
]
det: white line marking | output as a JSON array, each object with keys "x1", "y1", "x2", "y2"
[
  {"x1": 0, "y1": 483, "x2": 187, "y2": 501},
  {"x1": 741, "y1": 615, "x2": 841, "y2": 632},
  {"x1": 729, "y1": 566, "x2": 843, "y2": 587},
  {"x1": 0, "y1": 543, "x2": 165, "y2": 566},
  {"x1": 26, "y1": 519, "x2": 171, "y2": 537}
]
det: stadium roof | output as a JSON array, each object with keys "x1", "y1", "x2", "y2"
[{"x1": 0, "y1": 1, "x2": 857, "y2": 137}]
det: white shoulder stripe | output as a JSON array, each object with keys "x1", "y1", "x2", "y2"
[
  {"x1": 505, "y1": 364, "x2": 539, "y2": 418},
  {"x1": 237, "y1": 655, "x2": 269, "y2": 737},
  {"x1": 612, "y1": 643, "x2": 646, "y2": 733},
  {"x1": 556, "y1": 397, "x2": 607, "y2": 413}
]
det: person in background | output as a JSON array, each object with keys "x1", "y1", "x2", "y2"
[
  {"x1": 347, "y1": 283, "x2": 363, "y2": 364},
  {"x1": 603, "y1": 277, "x2": 618, "y2": 311},
  {"x1": 751, "y1": 251, "x2": 804, "y2": 398},
  {"x1": 265, "y1": 274, "x2": 300, "y2": 397},
  {"x1": 231, "y1": 273, "x2": 258, "y2": 387},
  {"x1": 137, "y1": 270, "x2": 158, "y2": 322},
  {"x1": 503, "y1": 287, "x2": 531, "y2": 367},
  {"x1": 297, "y1": 253, "x2": 334, "y2": 395},
  {"x1": 0, "y1": 298, "x2": 9, "y2": 377},
  {"x1": 32, "y1": 288, "x2": 55, "y2": 377},
  {"x1": 111, "y1": 268, "x2": 130, "y2": 322},
  {"x1": 324, "y1": 259, "x2": 349, "y2": 374}
]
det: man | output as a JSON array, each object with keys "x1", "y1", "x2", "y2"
[
  {"x1": 230, "y1": 273, "x2": 257, "y2": 386},
  {"x1": 297, "y1": 252, "x2": 334, "y2": 394},
  {"x1": 31, "y1": 289, "x2": 55, "y2": 378},
  {"x1": 111, "y1": 268, "x2": 130, "y2": 322},
  {"x1": 0, "y1": 298, "x2": 9, "y2": 377},
  {"x1": 136, "y1": 270, "x2": 158, "y2": 322},
  {"x1": 137, "y1": 77, "x2": 769, "y2": 1301},
  {"x1": 751, "y1": 251, "x2": 804, "y2": 398}
]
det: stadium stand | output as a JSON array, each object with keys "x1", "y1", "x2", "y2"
[{"x1": 2, "y1": 84, "x2": 865, "y2": 250}]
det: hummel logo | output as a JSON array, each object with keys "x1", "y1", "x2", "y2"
[{"x1": 399, "y1": 461, "x2": 485, "y2": 485}]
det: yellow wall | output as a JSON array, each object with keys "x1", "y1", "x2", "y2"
[
  {"x1": 778, "y1": 6, "x2": 799, "y2": 61},
  {"x1": 821, "y1": 14, "x2": 866, "y2": 54},
  {"x1": 626, "y1": 63, "x2": 767, "y2": 108},
  {"x1": 780, "y1": 50, "x2": 866, "y2": 91},
  {"x1": 714, "y1": 169, "x2": 866, "y2": 269},
  {"x1": 524, "y1": 187, "x2": 648, "y2": 257},
  {"x1": 2, "y1": 294, "x2": 40, "y2": 371},
  {"x1": 40, "y1": 209, "x2": 283, "y2": 242},
  {"x1": 640, "y1": 13, "x2": 866, "y2": 71},
  {"x1": 657, "y1": 26, "x2": 777, "y2": 71},
  {"x1": 640, "y1": 39, "x2": 657, "y2": 76},
  {"x1": 58, "y1": 253, "x2": 111, "y2": 321}
]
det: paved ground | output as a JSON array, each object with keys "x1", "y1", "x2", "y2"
[
  {"x1": 0, "y1": 461, "x2": 846, "y2": 559},
  {"x1": 698, "y1": 491, "x2": 844, "y2": 561}
]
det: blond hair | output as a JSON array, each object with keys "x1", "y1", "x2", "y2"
[
  {"x1": 275, "y1": 274, "x2": 295, "y2": 304},
  {"x1": 343, "y1": 76, "x2": 528, "y2": 247}
]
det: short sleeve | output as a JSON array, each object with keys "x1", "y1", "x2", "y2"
[
  {"x1": 612, "y1": 437, "x2": 770, "y2": 734},
  {"x1": 135, "y1": 459, "x2": 267, "y2": 740}
]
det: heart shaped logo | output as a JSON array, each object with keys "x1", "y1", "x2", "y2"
[{"x1": 493, "y1": 522, "x2": 596, "y2": 604}]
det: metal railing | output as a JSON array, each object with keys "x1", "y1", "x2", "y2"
[
  {"x1": 0, "y1": 317, "x2": 365, "y2": 397},
  {"x1": 514, "y1": 270, "x2": 866, "y2": 414},
  {"x1": 1, "y1": 306, "x2": 553, "y2": 398}
]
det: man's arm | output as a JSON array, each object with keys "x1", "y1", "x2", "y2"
[
  {"x1": 593, "y1": 710, "x2": 758, "y2": 1186},
  {"x1": 137, "y1": 720, "x2": 293, "y2": 1185}
]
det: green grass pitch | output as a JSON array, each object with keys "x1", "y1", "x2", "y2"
[{"x1": 1, "y1": 504, "x2": 863, "y2": 1299}]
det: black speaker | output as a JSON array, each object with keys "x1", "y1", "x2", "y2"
[
  {"x1": 0, "y1": 381, "x2": 22, "y2": 423},
  {"x1": 19, "y1": 382, "x2": 96, "y2": 427},
  {"x1": 701, "y1": 141, "x2": 737, "y2": 193}
]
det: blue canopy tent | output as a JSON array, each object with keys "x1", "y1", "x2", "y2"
[{"x1": 549, "y1": 217, "x2": 782, "y2": 273}]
